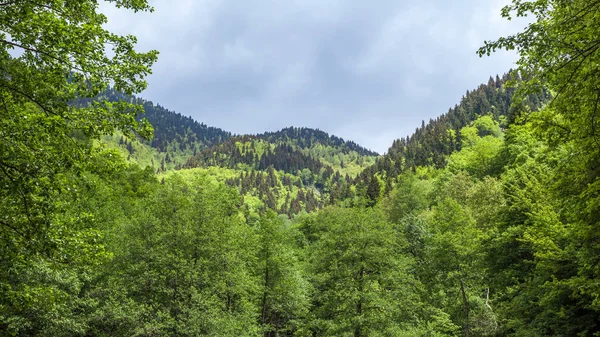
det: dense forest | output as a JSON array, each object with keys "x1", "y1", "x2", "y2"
[{"x1": 2, "y1": 0, "x2": 600, "y2": 336}]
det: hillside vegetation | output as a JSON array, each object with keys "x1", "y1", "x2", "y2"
[{"x1": 2, "y1": 0, "x2": 600, "y2": 336}]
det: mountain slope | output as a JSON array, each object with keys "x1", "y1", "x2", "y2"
[
  {"x1": 258, "y1": 127, "x2": 378, "y2": 156},
  {"x1": 104, "y1": 88, "x2": 231, "y2": 146},
  {"x1": 94, "y1": 73, "x2": 550, "y2": 215},
  {"x1": 184, "y1": 129, "x2": 379, "y2": 216},
  {"x1": 83, "y1": 87, "x2": 231, "y2": 170},
  {"x1": 350, "y1": 72, "x2": 550, "y2": 203},
  {"x1": 186, "y1": 127, "x2": 378, "y2": 173},
  {"x1": 89, "y1": 87, "x2": 378, "y2": 216}
]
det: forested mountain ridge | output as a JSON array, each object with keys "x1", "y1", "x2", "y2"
[
  {"x1": 183, "y1": 131, "x2": 378, "y2": 216},
  {"x1": 92, "y1": 87, "x2": 378, "y2": 179},
  {"x1": 93, "y1": 90, "x2": 379, "y2": 216},
  {"x1": 185, "y1": 129, "x2": 377, "y2": 176},
  {"x1": 77, "y1": 86, "x2": 233, "y2": 170},
  {"x1": 103, "y1": 73, "x2": 546, "y2": 215},
  {"x1": 80, "y1": 83, "x2": 380, "y2": 217},
  {"x1": 350, "y1": 72, "x2": 550, "y2": 204},
  {"x1": 379, "y1": 73, "x2": 548, "y2": 174},
  {"x1": 257, "y1": 126, "x2": 378, "y2": 156},
  {"x1": 185, "y1": 136, "x2": 330, "y2": 173},
  {"x1": 97, "y1": 87, "x2": 232, "y2": 151}
]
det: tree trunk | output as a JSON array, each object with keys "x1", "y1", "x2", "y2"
[
  {"x1": 354, "y1": 266, "x2": 364, "y2": 337},
  {"x1": 459, "y1": 279, "x2": 470, "y2": 337},
  {"x1": 261, "y1": 250, "x2": 270, "y2": 336}
]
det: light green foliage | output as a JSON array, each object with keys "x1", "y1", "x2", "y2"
[
  {"x1": 480, "y1": 121, "x2": 600, "y2": 336},
  {"x1": 302, "y1": 206, "x2": 423, "y2": 336},
  {"x1": 299, "y1": 144, "x2": 378, "y2": 177},
  {"x1": 383, "y1": 173, "x2": 432, "y2": 224},
  {"x1": 103, "y1": 133, "x2": 159, "y2": 168},
  {"x1": 103, "y1": 132, "x2": 196, "y2": 171},
  {"x1": 472, "y1": 115, "x2": 502, "y2": 139},
  {"x1": 1, "y1": 1, "x2": 156, "y2": 333},
  {"x1": 160, "y1": 166, "x2": 240, "y2": 182},
  {"x1": 427, "y1": 197, "x2": 495, "y2": 337},
  {"x1": 93, "y1": 174, "x2": 260, "y2": 336},
  {"x1": 257, "y1": 211, "x2": 310, "y2": 335},
  {"x1": 448, "y1": 116, "x2": 504, "y2": 178},
  {"x1": 384, "y1": 150, "x2": 509, "y2": 336}
]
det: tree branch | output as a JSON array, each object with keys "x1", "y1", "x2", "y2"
[
  {"x1": 0, "y1": 39, "x2": 84, "y2": 72},
  {"x1": 561, "y1": 0, "x2": 600, "y2": 26},
  {"x1": 590, "y1": 88, "x2": 600, "y2": 148},
  {"x1": 0, "y1": 81, "x2": 53, "y2": 116},
  {"x1": 549, "y1": 50, "x2": 591, "y2": 107},
  {"x1": 0, "y1": 219, "x2": 26, "y2": 239}
]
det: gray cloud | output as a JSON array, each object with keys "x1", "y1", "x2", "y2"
[{"x1": 101, "y1": 0, "x2": 525, "y2": 153}]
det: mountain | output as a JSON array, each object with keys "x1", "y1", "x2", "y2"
[
  {"x1": 186, "y1": 127, "x2": 377, "y2": 172},
  {"x1": 90, "y1": 89, "x2": 379, "y2": 216},
  {"x1": 96, "y1": 72, "x2": 550, "y2": 215},
  {"x1": 349, "y1": 72, "x2": 550, "y2": 204},
  {"x1": 83, "y1": 87, "x2": 231, "y2": 170},
  {"x1": 183, "y1": 128, "x2": 379, "y2": 216},
  {"x1": 258, "y1": 127, "x2": 378, "y2": 157}
]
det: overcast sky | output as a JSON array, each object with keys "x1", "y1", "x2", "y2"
[{"x1": 101, "y1": 0, "x2": 525, "y2": 154}]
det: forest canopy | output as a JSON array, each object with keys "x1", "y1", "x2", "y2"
[{"x1": 2, "y1": 0, "x2": 600, "y2": 336}]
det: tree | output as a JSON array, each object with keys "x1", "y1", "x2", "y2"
[
  {"x1": 426, "y1": 198, "x2": 495, "y2": 337},
  {"x1": 91, "y1": 175, "x2": 260, "y2": 336},
  {"x1": 446, "y1": 116, "x2": 504, "y2": 178},
  {"x1": 304, "y1": 206, "x2": 422, "y2": 336},
  {"x1": 480, "y1": 1, "x2": 600, "y2": 335},
  {"x1": 383, "y1": 173, "x2": 431, "y2": 224},
  {"x1": 365, "y1": 175, "x2": 381, "y2": 206},
  {"x1": 0, "y1": 1, "x2": 157, "y2": 334},
  {"x1": 257, "y1": 211, "x2": 309, "y2": 336}
]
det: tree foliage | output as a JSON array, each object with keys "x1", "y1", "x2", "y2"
[
  {"x1": 0, "y1": 1, "x2": 157, "y2": 333},
  {"x1": 5, "y1": 0, "x2": 600, "y2": 335}
]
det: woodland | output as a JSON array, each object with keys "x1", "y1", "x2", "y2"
[{"x1": 1, "y1": 0, "x2": 600, "y2": 336}]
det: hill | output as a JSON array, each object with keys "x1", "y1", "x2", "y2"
[
  {"x1": 348, "y1": 72, "x2": 550, "y2": 204},
  {"x1": 184, "y1": 128, "x2": 379, "y2": 216},
  {"x1": 85, "y1": 87, "x2": 232, "y2": 170},
  {"x1": 98, "y1": 73, "x2": 550, "y2": 215},
  {"x1": 89, "y1": 89, "x2": 379, "y2": 216}
]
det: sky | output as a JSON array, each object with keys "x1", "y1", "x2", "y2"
[{"x1": 101, "y1": 0, "x2": 526, "y2": 154}]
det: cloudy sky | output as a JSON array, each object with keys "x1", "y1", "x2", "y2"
[{"x1": 101, "y1": 0, "x2": 525, "y2": 154}]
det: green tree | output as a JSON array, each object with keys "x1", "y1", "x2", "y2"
[
  {"x1": 426, "y1": 198, "x2": 496, "y2": 337},
  {"x1": 447, "y1": 116, "x2": 504, "y2": 178},
  {"x1": 303, "y1": 206, "x2": 421, "y2": 336},
  {"x1": 481, "y1": 123, "x2": 599, "y2": 336},
  {"x1": 92, "y1": 175, "x2": 260, "y2": 336},
  {"x1": 257, "y1": 211, "x2": 310, "y2": 336},
  {"x1": 480, "y1": 1, "x2": 600, "y2": 334},
  {"x1": 365, "y1": 175, "x2": 381, "y2": 206},
  {"x1": 383, "y1": 173, "x2": 432, "y2": 224},
  {"x1": 1, "y1": 1, "x2": 157, "y2": 333}
]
